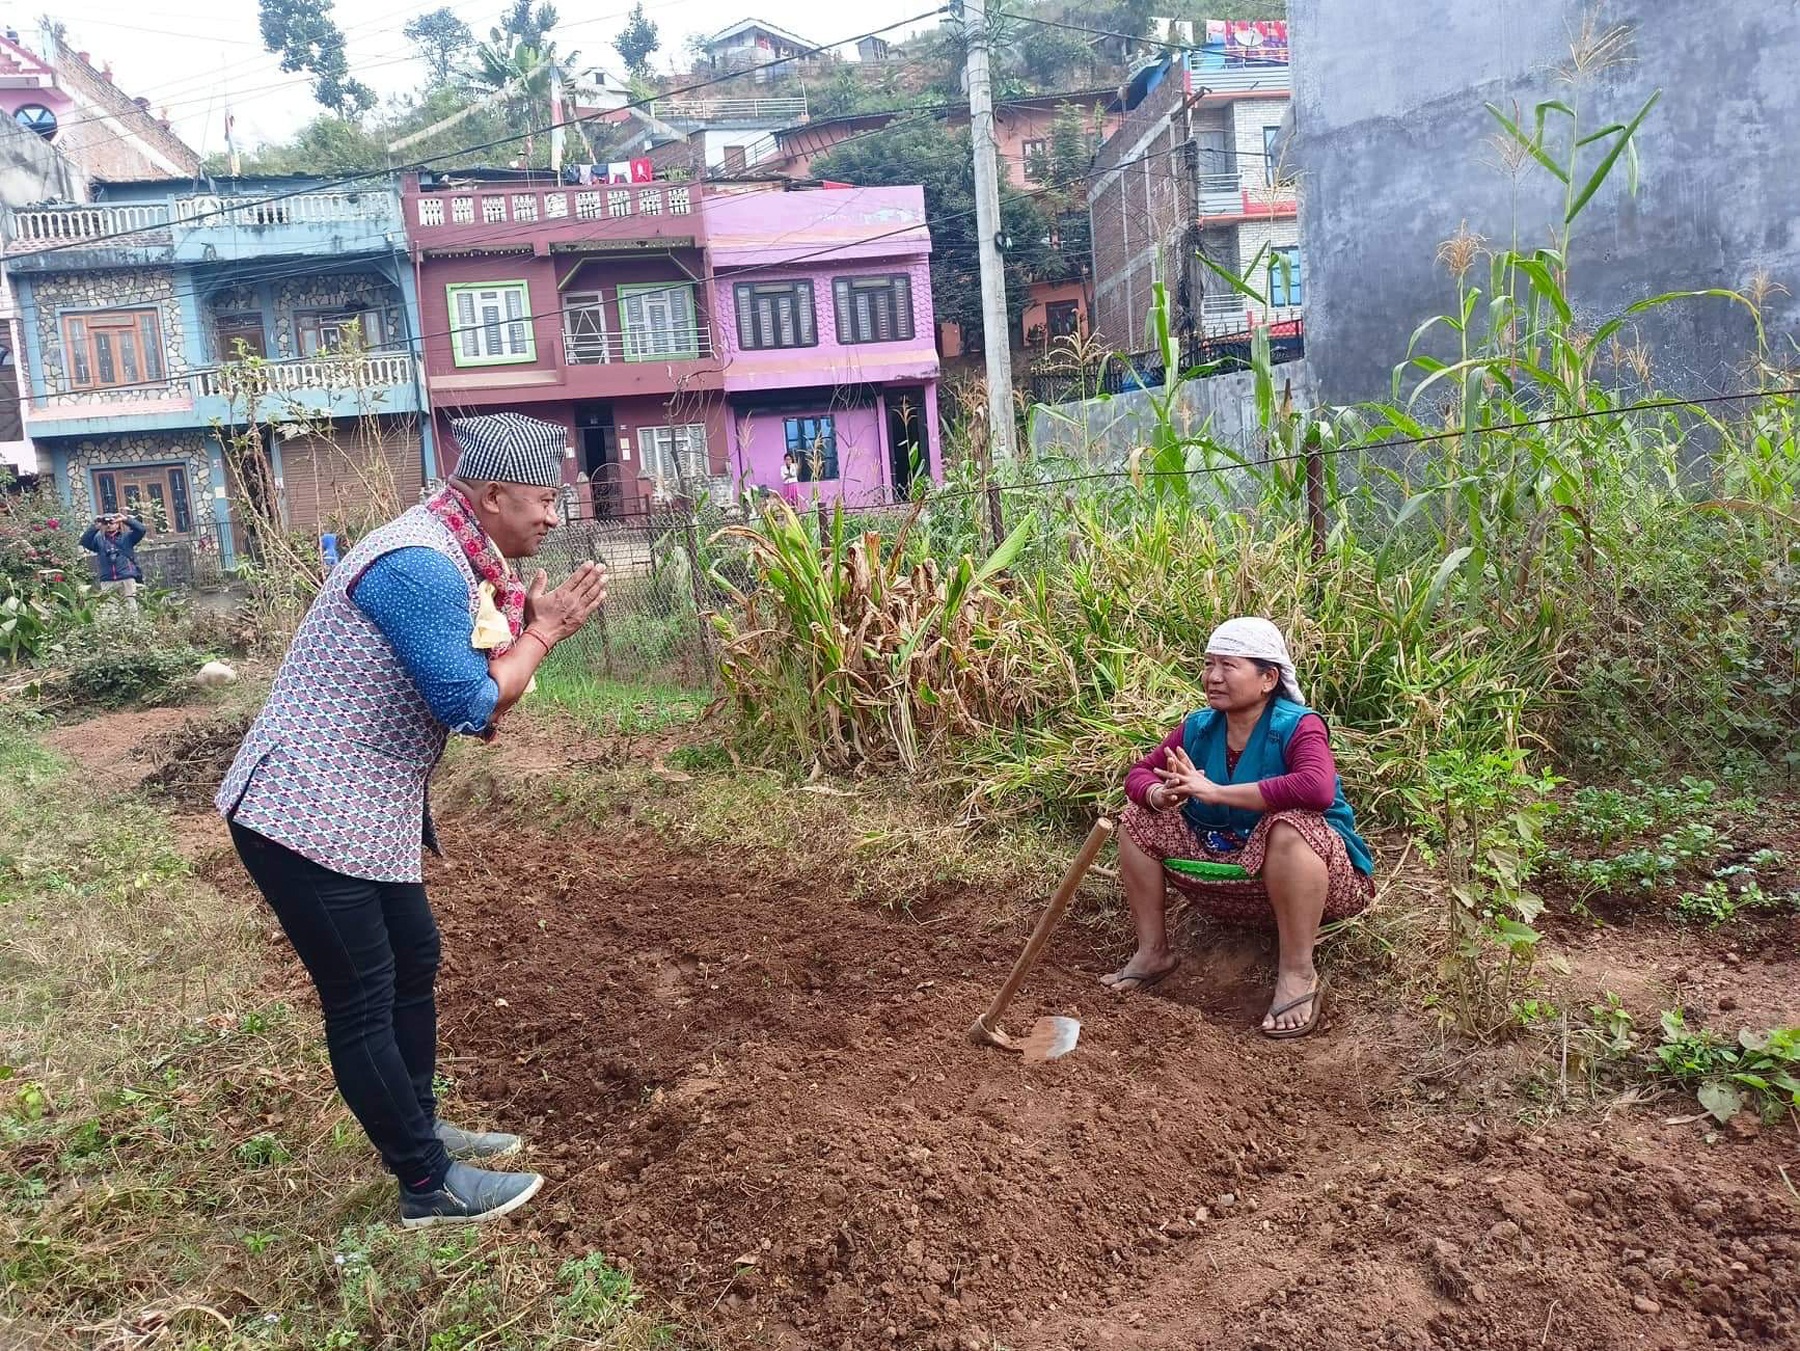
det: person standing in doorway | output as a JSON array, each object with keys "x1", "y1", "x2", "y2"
[
  {"x1": 780, "y1": 450, "x2": 801, "y2": 506},
  {"x1": 216, "y1": 412, "x2": 607, "y2": 1228},
  {"x1": 80, "y1": 511, "x2": 146, "y2": 606}
]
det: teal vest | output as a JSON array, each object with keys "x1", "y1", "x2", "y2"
[{"x1": 1179, "y1": 698, "x2": 1373, "y2": 875}]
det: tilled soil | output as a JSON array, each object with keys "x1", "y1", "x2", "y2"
[{"x1": 428, "y1": 823, "x2": 1800, "y2": 1351}]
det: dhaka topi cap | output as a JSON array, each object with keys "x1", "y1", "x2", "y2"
[{"x1": 450, "y1": 413, "x2": 567, "y2": 488}]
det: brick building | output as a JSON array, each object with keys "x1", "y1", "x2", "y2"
[{"x1": 1087, "y1": 21, "x2": 1298, "y2": 354}]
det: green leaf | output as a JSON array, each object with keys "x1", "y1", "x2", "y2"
[
  {"x1": 1492, "y1": 916, "x2": 1542, "y2": 946},
  {"x1": 1423, "y1": 547, "x2": 1475, "y2": 620},
  {"x1": 1696, "y1": 1078, "x2": 1743, "y2": 1124},
  {"x1": 1484, "y1": 101, "x2": 1570, "y2": 183},
  {"x1": 1566, "y1": 90, "x2": 1662, "y2": 223}
]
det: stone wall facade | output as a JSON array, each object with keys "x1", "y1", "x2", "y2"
[
  {"x1": 203, "y1": 271, "x2": 406, "y2": 363},
  {"x1": 30, "y1": 267, "x2": 188, "y2": 399},
  {"x1": 59, "y1": 431, "x2": 218, "y2": 528},
  {"x1": 272, "y1": 273, "x2": 406, "y2": 360}
]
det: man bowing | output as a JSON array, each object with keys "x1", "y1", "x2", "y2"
[{"x1": 217, "y1": 412, "x2": 605, "y2": 1227}]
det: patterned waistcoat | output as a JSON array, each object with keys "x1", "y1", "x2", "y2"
[{"x1": 215, "y1": 506, "x2": 480, "y2": 883}]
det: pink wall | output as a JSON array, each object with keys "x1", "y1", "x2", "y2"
[
  {"x1": 732, "y1": 403, "x2": 887, "y2": 507},
  {"x1": 711, "y1": 261, "x2": 939, "y2": 389}
]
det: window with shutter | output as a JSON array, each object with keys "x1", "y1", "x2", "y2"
[
  {"x1": 620, "y1": 284, "x2": 699, "y2": 362},
  {"x1": 61, "y1": 309, "x2": 165, "y2": 391},
  {"x1": 447, "y1": 282, "x2": 535, "y2": 366},
  {"x1": 734, "y1": 281, "x2": 817, "y2": 350},
  {"x1": 831, "y1": 275, "x2": 914, "y2": 345},
  {"x1": 640, "y1": 424, "x2": 710, "y2": 491}
]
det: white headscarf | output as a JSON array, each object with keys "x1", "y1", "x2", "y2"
[{"x1": 1205, "y1": 616, "x2": 1305, "y2": 705}]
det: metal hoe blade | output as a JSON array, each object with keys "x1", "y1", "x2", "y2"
[{"x1": 1019, "y1": 1016, "x2": 1081, "y2": 1062}]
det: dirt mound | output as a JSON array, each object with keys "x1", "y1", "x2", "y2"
[
  {"x1": 141, "y1": 712, "x2": 252, "y2": 808},
  {"x1": 42, "y1": 705, "x2": 201, "y2": 785},
  {"x1": 426, "y1": 822, "x2": 1799, "y2": 1350}
]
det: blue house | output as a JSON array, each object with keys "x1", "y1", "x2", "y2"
[{"x1": 2, "y1": 175, "x2": 434, "y2": 577}]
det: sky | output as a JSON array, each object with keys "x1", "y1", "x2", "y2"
[{"x1": 35, "y1": 1, "x2": 946, "y2": 155}]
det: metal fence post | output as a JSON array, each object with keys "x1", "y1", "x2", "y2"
[
  {"x1": 1306, "y1": 442, "x2": 1327, "y2": 562},
  {"x1": 682, "y1": 507, "x2": 714, "y2": 672}
]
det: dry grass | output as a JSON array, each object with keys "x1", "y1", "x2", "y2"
[{"x1": 0, "y1": 721, "x2": 677, "y2": 1351}]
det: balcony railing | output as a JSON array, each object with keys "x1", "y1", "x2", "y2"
[
  {"x1": 173, "y1": 192, "x2": 397, "y2": 229},
  {"x1": 27, "y1": 354, "x2": 416, "y2": 412},
  {"x1": 6, "y1": 203, "x2": 172, "y2": 250},
  {"x1": 191, "y1": 353, "x2": 417, "y2": 398},
  {"x1": 562, "y1": 325, "x2": 715, "y2": 365},
  {"x1": 413, "y1": 182, "x2": 698, "y2": 231},
  {"x1": 651, "y1": 95, "x2": 807, "y2": 124},
  {"x1": 1201, "y1": 297, "x2": 1302, "y2": 338},
  {"x1": 1196, "y1": 170, "x2": 1297, "y2": 217}
]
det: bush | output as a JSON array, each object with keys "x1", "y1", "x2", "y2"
[
  {"x1": 60, "y1": 642, "x2": 205, "y2": 708},
  {"x1": 0, "y1": 477, "x2": 85, "y2": 592},
  {"x1": 1, "y1": 578, "x2": 100, "y2": 665}
]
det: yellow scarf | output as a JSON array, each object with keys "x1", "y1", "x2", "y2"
[{"x1": 472, "y1": 582, "x2": 535, "y2": 696}]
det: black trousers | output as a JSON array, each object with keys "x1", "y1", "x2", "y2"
[{"x1": 229, "y1": 822, "x2": 452, "y2": 1187}]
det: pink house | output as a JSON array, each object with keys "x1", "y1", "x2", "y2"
[
  {"x1": 706, "y1": 185, "x2": 939, "y2": 507},
  {"x1": 403, "y1": 174, "x2": 939, "y2": 516}
]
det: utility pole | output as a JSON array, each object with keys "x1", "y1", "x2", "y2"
[{"x1": 963, "y1": 0, "x2": 1017, "y2": 466}]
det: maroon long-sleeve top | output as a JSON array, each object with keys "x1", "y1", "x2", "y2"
[{"x1": 1124, "y1": 713, "x2": 1339, "y2": 813}]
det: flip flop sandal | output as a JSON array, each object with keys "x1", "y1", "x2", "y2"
[
  {"x1": 1260, "y1": 978, "x2": 1328, "y2": 1040},
  {"x1": 1105, "y1": 959, "x2": 1182, "y2": 995}
]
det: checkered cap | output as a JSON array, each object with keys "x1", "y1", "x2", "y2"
[{"x1": 449, "y1": 413, "x2": 567, "y2": 488}]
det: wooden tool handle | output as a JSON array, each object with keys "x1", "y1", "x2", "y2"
[{"x1": 976, "y1": 817, "x2": 1114, "y2": 1032}]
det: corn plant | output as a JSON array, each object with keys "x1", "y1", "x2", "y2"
[{"x1": 711, "y1": 499, "x2": 1033, "y2": 773}]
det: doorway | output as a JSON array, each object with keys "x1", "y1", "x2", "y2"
[
  {"x1": 576, "y1": 403, "x2": 621, "y2": 518},
  {"x1": 886, "y1": 388, "x2": 928, "y2": 500}
]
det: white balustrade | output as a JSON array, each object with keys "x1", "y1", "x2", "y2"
[
  {"x1": 192, "y1": 354, "x2": 415, "y2": 397},
  {"x1": 173, "y1": 193, "x2": 397, "y2": 229},
  {"x1": 6, "y1": 203, "x2": 171, "y2": 248}
]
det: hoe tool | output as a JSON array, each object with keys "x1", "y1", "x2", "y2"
[{"x1": 968, "y1": 817, "x2": 1114, "y2": 1062}]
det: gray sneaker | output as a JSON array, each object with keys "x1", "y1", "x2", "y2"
[
  {"x1": 399, "y1": 1161, "x2": 543, "y2": 1229},
  {"x1": 434, "y1": 1120, "x2": 523, "y2": 1160}
]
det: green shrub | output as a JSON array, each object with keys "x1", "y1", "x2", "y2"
[
  {"x1": 61, "y1": 642, "x2": 204, "y2": 708},
  {"x1": 0, "y1": 476, "x2": 85, "y2": 591}
]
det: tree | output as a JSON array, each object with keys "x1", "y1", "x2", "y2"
[
  {"x1": 257, "y1": 0, "x2": 375, "y2": 118},
  {"x1": 813, "y1": 120, "x2": 1052, "y2": 341},
  {"x1": 496, "y1": 0, "x2": 559, "y2": 49},
  {"x1": 613, "y1": 3, "x2": 659, "y2": 78},
  {"x1": 404, "y1": 7, "x2": 474, "y2": 85}
]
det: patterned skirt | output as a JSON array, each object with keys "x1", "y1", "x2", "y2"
[{"x1": 1119, "y1": 802, "x2": 1374, "y2": 928}]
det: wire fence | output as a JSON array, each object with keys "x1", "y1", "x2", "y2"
[{"x1": 532, "y1": 506, "x2": 740, "y2": 688}]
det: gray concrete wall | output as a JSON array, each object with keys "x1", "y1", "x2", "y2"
[
  {"x1": 0, "y1": 116, "x2": 79, "y2": 210},
  {"x1": 1028, "y1": 360, "x2": 1317, "y2": 463},
  {"x1": 1289, "y1": 1, "x2": 1800, "y2": 404}
]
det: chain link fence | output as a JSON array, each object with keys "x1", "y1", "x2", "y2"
[{"x1": 533, "y1": 505, "x2": 744, "y2": 687}]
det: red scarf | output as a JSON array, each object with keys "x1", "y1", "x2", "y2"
[{"x1": 425, "y1": 485, "x2": 525, "y2": 653}]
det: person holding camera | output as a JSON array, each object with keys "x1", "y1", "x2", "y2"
[{"x1": 79, "y1": 511, "x2": 147, "y2": 606}]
